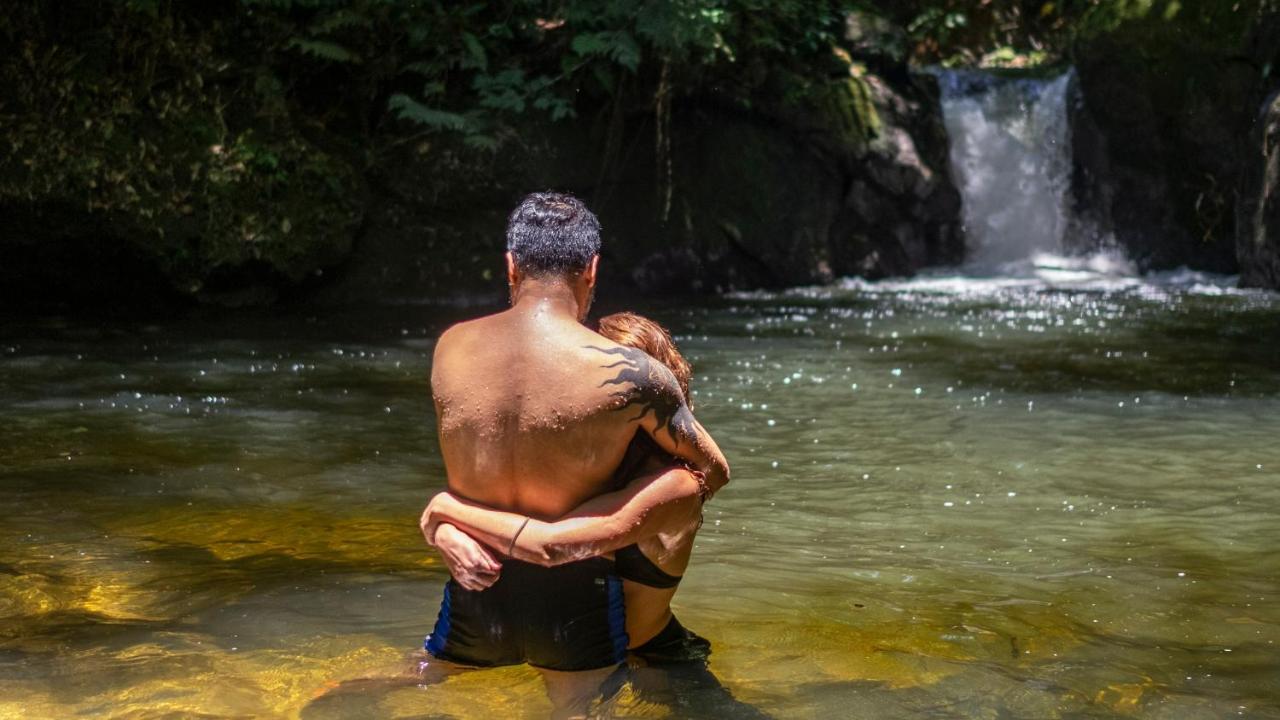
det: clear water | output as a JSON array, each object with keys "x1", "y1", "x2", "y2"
[{"x1": 3, "y1": 265, "x2": 1280, "y2": 718}]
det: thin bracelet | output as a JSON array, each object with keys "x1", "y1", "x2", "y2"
[{"x1": 507, "y1": 516, "x2": 531, "y2": 556}]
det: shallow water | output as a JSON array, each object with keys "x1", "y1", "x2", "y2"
[{"x1": 3, "y1": 267, "x2": 1280, "y2": 719}]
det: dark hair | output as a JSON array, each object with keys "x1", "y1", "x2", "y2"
[{"x1": 506, "y1": 192, "x2": 601, "y2": 276}]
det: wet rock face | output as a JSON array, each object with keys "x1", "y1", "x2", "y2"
[
  {"x1": 829, "y1": 72, "x2": 964, "y2": 279},
  {"x1": 588, "y1": 68, "x2": 963, "y2": 293},
  {"x1": 1068, "y1": 30, "x2": 1252, "y2": 273},
  {"x1": 1068, "y1": 9, "x2": 1280, "y2": 278},
  {"x1": 1237, "y1": 91, "x2": 1280, "y2": 290}
]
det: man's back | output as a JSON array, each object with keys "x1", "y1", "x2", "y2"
[
  {"x1": 422, "y1": 191, "x2": 726, "y2": 690},
  {"x1": 431, "y1": 304, "x2": 644, "y2": 519}
]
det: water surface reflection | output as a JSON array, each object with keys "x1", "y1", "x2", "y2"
[{"x1": 2, "y1": 277, "x2": 1279, "y2": 718}]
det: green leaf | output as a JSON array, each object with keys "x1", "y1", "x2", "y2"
[
  {"x1": 610, "y1": 32, "x2": 641, "y2": 72},
  {"x1": 287, "y1": 38, "x2": 359, "y2": 64},
  {"x1": 461, "y1": 32, "x2": 488, "y2": 71},
  {"x1": 534, "y1": 94, "x2": 575, "y2": 122},
  {"x1": 473, "y1": 69, "x2": 528, "y2": 113},
  {"x1": 571, "y1": 31, "x2": 641, "y2": 73},
  {"x1": 387, "y1": 94, "x2": 469, "y2": 131},
  {"x1": 400, "y1": 61, "x2": 441, "y2": 77},
  {"x1": 571, "y1": 32, "x2": 612, "y2": 57},
  {"x1": 308, "y1": 9, "x2": 372, "y2": 35}
]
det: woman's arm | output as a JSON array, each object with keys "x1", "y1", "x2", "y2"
[{"x1": 420, "y1": 465, "x2": 703, "y2": 567}]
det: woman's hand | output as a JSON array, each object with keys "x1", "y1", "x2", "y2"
[{"x1": 433, "y1": 522, "x2": 502, "y2": 591}]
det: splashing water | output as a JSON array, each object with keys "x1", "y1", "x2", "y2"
[{"x1": 935, "y1": 69, "x2": 1076, "y2": 273}]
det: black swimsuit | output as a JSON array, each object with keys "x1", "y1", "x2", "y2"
[
  {"x1": 610, "y1": 432, "x2": 687, "y2": 590},
  {"x1": 609, "y1": 433, "x2": 715, "y2": 665},
  {"x1": 615, "y1": 543, "x2": 682, "y2": 588}
]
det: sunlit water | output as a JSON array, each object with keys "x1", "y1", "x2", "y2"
[{"x1": 3, "y1": 264, "x2": 1280, "y2": 718}]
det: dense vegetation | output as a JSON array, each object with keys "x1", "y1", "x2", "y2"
[{"x1": 0, "y1": 1, "x2": 1275, "y2": 306}]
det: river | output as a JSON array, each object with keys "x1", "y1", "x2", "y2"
[{"x1": 3, "y1": 259, "x2": 1279, "y2": 718}]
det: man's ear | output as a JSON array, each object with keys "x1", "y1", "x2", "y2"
[
  {"x1": 583, "y1": 255, "x2": 599, "y2": 288},
  {"x1": 505, "y1": 252, "x2": 520, "y2": 287}
]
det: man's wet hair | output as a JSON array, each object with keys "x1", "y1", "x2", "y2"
[{"x1": 506, "y1": 192, "x2": 601, "y2": 277}]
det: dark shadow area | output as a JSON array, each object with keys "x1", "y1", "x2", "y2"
[{"x1": 0, "y1": 202, "x2": 184, "y2": 316}]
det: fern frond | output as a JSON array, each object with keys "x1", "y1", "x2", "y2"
[
  {"x1": 387, "y1": 94, "x2": 469, "y2": 131},
  {"x1": 287, "y1": 38, "x2": 360, "y2": 63}
]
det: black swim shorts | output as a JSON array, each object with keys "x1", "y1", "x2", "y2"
[{"x1": 425, "y1": 557, "x2": 628, "y2": 671}]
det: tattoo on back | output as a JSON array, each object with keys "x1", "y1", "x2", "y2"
[{"x1": 586, "y1": 345, "x2": 697, "y2": 446}]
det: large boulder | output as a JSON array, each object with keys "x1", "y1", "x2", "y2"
[{"x1": 1236, "y1": 90, "x2": 1280, "y2": 290}]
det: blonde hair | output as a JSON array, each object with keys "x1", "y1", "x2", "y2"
[{"x1": 596, "y1": 312, "x2": 693, "y2": 409}]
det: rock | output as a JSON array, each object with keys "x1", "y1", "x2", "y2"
[
  {"x1": 1235, "y1": 8, "x2": 1280, "y2": 290},
  {"x1": 830, "y1": 71, "x2": 962, "y2": 277},
  {"x1": 1236, "y1": 90, "x2": 1280, "y2": 290},
  {"x1": 591, "y1": 110, "x2": 844, "y2": 291},
  {"x1": 1068, "y1": 25, "x2": 1254, "y2": 273},
  {"x1": 505, "y1": 57, "x2": 963, "y2": 294}
]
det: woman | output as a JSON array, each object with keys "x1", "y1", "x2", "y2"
[{"x1": 420, "y1": 311, "x2": 712, "y2": 663}]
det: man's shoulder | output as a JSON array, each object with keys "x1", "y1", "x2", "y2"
[
  {"x1": 435, "y1": 312, "x2": 506, "y2": 350},
  {"x1": 579, "y1": 339, "x2": 681, "y2": 398}
]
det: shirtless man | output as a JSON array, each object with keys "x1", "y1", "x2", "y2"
[{"x1": 423, "y1": 192, "x2": 729, "y2": 714}]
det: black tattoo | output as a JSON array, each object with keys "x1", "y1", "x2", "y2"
[{"x1": 586, "y1": 345, "x2": 692, "y2": 445}]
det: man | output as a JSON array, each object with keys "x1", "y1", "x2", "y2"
[{"x1": 422, "y1": 192, "x2": 729, "y2": 715}]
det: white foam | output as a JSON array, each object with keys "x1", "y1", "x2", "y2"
[{"x1": 728, "y1": 251, "x2": 1268, "y2": 302}]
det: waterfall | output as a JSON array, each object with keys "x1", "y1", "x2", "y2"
[{"x1": 935, "y1": 69, "x2": 1077, "y2": 273}]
